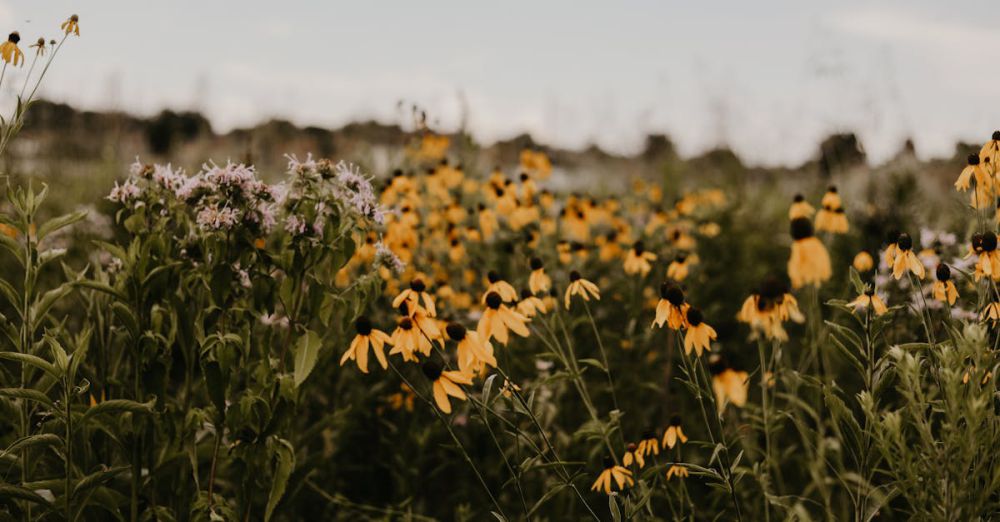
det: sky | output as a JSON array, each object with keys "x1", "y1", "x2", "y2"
[{"x1": 1, "y1": 1, "x2": 997, "y2": 166}]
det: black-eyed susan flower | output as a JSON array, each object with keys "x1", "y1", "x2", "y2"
[
  {"x1": 393, "y1": 278, "x2": 437, "y2": 317},
  {"x1": 516, "y1": 289, "x2": 547, "y2": 318},
  {"x1": 682, "y1": 307, "x2": 716, "y2": 357},
  {"x1": 972, "y1": 231, "x2": 1000, "y2": 281},
  {"x1": 564, "y1": 270, "x2": 600, "y2": 309},
  {"x1": 484, "y1": 270, "x2": 518, "y2": 303},
  {"x1": 590, "y1": 456, "x2": 634, "y2": 495},
  {"x1": 738, "y1": 275, "x2": 803, "y2": 341},
  {"x1": 61, "y1": 14, "x2": 80, "y2": 36},
  {"x1": 980, "y1": 131, "x2": 1000, "y2": 168},
  {"x1": 847, "y1": 287, "x2": 888, "y2": 316},
  {"x1": 389, "y1": 316, "x2": 432, "y2": 361},
  {"x1": 788, "y1": 194, "x2": 815, "y2": 219},
  {"x1": 788, "y1": 217, "x2": 832, "y2": 288},
  {"x1": 662, "y1": 416, "x2": 689, "y2": 449},
  {"x1": 624, "y1": 241, "x2": 656, "y2": 276},
  {"x1": 955, "y1": 154, "x2": 993, "y2": 208},
  {"x1": 666, "y1": 253, "x2": 690, "y2": 282},
  {"x1": 665, "y1": 464, "x2": 689, "y2": 481},
  {"x1": 635, "y1": 431, "x2": 659, "y2": 460},
  {"x1": 653, "y1": 282, "x2": 688, "y2": 330},
  {"x1": 815, "y1": 186, "x2": 849, "y2": 234},
  {"x1": 478, "y1": 291, "x2": 530, "y2": 345},
  {"x1": 622, "y1": 443, "x2": 645, "y2": 469},
  {"x1": 446, "y1": 322, "x2": 496, "y2": 374},
  {"x1": 339, "y1": 316, "x2": 392, "y2": 373},
  {"x1": 891, "y1": 233, "x2": 925, "y2": 280},
  {"x1": 853, "y1": 250, "x2": 874, "y2": 272},
  {"x1": 933, "y1": 264, "x2": 959, "y2": 305},
  {"x1": 529, "y1": 257, "x2": 551, "y2": 294},
  {"x1": 981, "y1": 302, "x2": 1000, "y2": 324},
  {"x1": 0, "y1": 32, "x2": 24, "y2": 66},
  {"x1": 710, "y1": 357, "x2": 749, "y2": 412},
  {"x1": 478, "y1": 203, "x2": 497, "y2": 240},
  {"x1": 422, "y1": 360, "x2": 472, "y2": 414}
]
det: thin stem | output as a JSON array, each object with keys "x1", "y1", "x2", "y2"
[{"x1": 582, "y1": 300, "x2": 620, "y2": 413}]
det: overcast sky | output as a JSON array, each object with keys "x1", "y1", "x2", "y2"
[{"x1": 2, "y1": 1, "x2": 997, "y2": 166}]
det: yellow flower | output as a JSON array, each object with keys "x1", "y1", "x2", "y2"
[
  {"x1": 590, "y1": 457, "x2": 634, "y2": 495},
  {"x1": 891, "y1": 233, "x2": 925, "y2": 280},
  {"x1": 662, "y1": 416, "x2": 689, "y2": 449},
  {"x1": 653, "y1": 283, "x2": 688, "y2": 330},
  {"x1": 710, "y1": 358, "x2": 748, "y2": 412},
  {"x1": 788, "y1": 194, "x2": 815, "y2": 219},
  {"x1": 422, "y1": 361, "x2": 472, "y2": 414},
  {"x1": 665, "y1": 464, "x2": 689, "y2": 481},
  {"x1": 955, "y1": 154, "x2": 992, "y2": 208},
  {"x1": 389, "y1": 316, "x2": 432, "y2": 362},
  {"x1": 483, "y1": 271, "x2": 518, "y2": 303},
  {"x1": 788, "y1": 217, "x2": 832, "y2": 288},
  {"x1": 393, "y1": 278, "x2": 437, "y2": 317},
  {"x1": 339, "y1": 316, "x2": 392, "y2": 373},
  {"x1": 636, "y1": 431, "x2": 660, "y2": 458},
  {"x1": 623, "y1": 241, "x2": 656, "y2": 276},
  {"x1": 478, "y1": 291, "x2": 530, "y2": 345},
  {"x1": 852, "y1": 251, "x2": 874, "y2": 272},
  {"x1": 981, "y1": 302, "x2": 1000, "y2": 324},
  {"x1": 932, "y1": 264, "x2": 959, "y2": 306},
  {"x1": 564, "y1": 271, "x2": 600, "y2": 309},
  {"x1": 387, "y1": 383, "x2": 415, "y2": 412},
  {"x1": 516, "y1": 289, "x2": 548, "y2": 318},
  {"x1": 529, "y1": 257, "x2": 552, "y2": 294},
  {"x1": 446, "y1": 322, "x2": 496, "y2": 374},
  {"x1": 622, "y1": 443, "x2": 645, "y2": 469},
  {"x1": 61, "y1": 14, "x2": 80, "y2": 36},
  {"x1": 0, "y1": 32, "x2": 24, "y2": 66},
  {"x1": 972, "y1": 232, "x2": 1000, "y2": 281},
  {"x1": 666, "y1": 253, "x2": 689, "y2": 282},
  {"x1": 847, "y1": 288, "x2": 888, "y2": 316},
  {"x1": 682, "y1": 307, "x2": 716, "y2": 357}
]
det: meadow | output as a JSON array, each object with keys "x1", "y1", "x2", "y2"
[{"x1": 1, "y1": 13, "x2": 999, "y2": 522}]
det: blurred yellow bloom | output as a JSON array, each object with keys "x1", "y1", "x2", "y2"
[
  {"x1": 0, "y1": 32, "x2": 24, "y2": 66},
  {"x1": 61, "y1": 14, "x2": 80, "y2": 36}
]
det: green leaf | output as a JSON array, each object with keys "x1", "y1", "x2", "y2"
[
  {"x1": 75, "y1": 279, "x2": 127, "y2": 302},
  {"x1": 609, "y1": 495, "x2": 622, "y2": 522},
  {"x1": 264, "y1": 439, "x2": 296, "y2": 522},
  {"x1": 204, "y1": 361, "x2": 227, "y2": 421},
  {"x1": 0, "y1": 351, "x2": 61, "y2": 379},
  {"x1": 36, "y1": 210, "x2": 87, "y2": 242},
  {"x1": 293, "y1": 330, "x2": 323, "y2": 387},
  {"x1": 82, "y1": 399, "x2": 155, "y2": 423},
  {"x1": 0, "y1": 483, "x2": 52, "y2": 507},
  {"x1": 0, "y1": 387, "x2": 55, "y2": 409},
  {"x1": 482, "y1": 373, "x2": 497, "y2": 404},
  {"x1": 0, "y1": 433, "x2": 62, "y2": 459},
  {"x1": 72, "y1": 466, "x2": 129, "y2": 497}
]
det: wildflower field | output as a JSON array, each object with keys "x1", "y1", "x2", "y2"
[{"x1": 3, "y1": 11, "x2": 1000, "y2": 522}]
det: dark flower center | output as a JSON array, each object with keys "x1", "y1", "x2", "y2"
[
  {"x1": 8, "y1": 32, "x2": 19, "y2": 44},
  {"x1": 660, "y1": 284, "x2": 685, "y2": 306},
  {"x1": 520, "y1": 289, "x2": 533, "y2": 299},
  {"x1": 897, "y1": 233, "x2": 913, "y2": 251},
  {"x1": 422, "y1": 360, "x2": 443, "y2": 381},
  {"x1": 827, "y1": 185, "x2": 838, "y2": 193},
  {"x1": 569, "y1": 271, "x2": 582, "y2": 282},
  {"x1": 936, "y1": 264, "x2": 951, "y2": 282},
  {"x1": 530, "y1": 257, "x2": 544, "y2": 270},
  {"x1": 485, "y1": 292, "x2": 502, "y2": 309},
  {"x1": 410, "y1": 279, "x2": 426, "y2": 292},
  {"x1": 446, "y1": 322, "x2": 466, "y2": 341},
  {"x1": 790, "y1": 217, "x2": 814, "y2": 240},
  {"x1": 633, "y1": 241, "x2": 645, "y2": 255},
  {"x1": 793, "y1": 194, "x2": 804, "y2": 202},
  {"x1": 354, "y1": 316, "x2": 372, "y2": 335},
  {"x1": 968, "y1": 154, "x2": 981, "y2": 166},
  {"x1": 983, "y1": 232, "x2": 998, "y2": 252},
  {"x1": 686, "y1": 307, "x2": 704, "y2": 327},
  {"x1": 487, "y1": 271, "x2": 501, "y2": 283},
  {"x1": 669, "y1": 415, "x2": 682, "y2": 427},
  {"x1": 399, "y1": 318, "x2": 414, "y2": 330}
]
